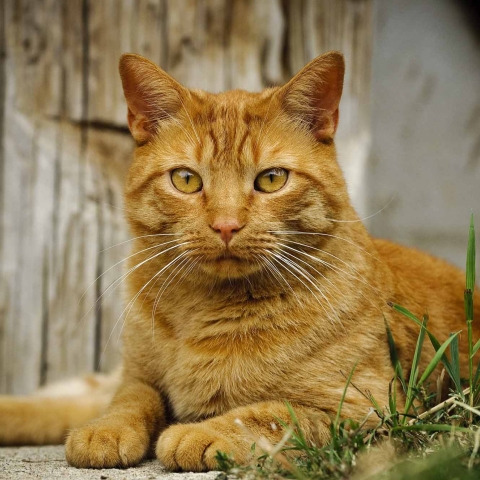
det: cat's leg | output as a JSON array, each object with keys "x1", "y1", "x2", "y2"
[
  {"x1": 66, "y1": 379, "x2": 164, "y2": 468},
  {"x1": 156, "y1": 401, "x2": 331, "y2": 472}
]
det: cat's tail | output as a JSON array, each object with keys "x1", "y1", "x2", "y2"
[{"x1": 0, "y1": 368, "x2": 121, "y2": 446}]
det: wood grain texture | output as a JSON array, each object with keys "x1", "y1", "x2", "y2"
[{"x1": 0, "y1": 0, "x2": 373, "y2": 393}]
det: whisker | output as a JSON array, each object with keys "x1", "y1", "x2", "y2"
[
  {"x1": 273, "y1": 252, "x2": 341, "y2": 326},
  {"x1": 78, "y1": 241, "x2": 190, "y2": 330},
  {"x1": 326, "y1": 194, "x2": 397, "y2": 223},
  {"x1": 280, "y1": 248, "x2": 350, "y2": 306},
  {"x1": 80, "y1": 238, "x2": 181, "y2": 306},
  {"x1": 259, "y1": 252, "x2": 303, "y2": 307},
  {"x1": 101, "y1": 233, "x2": 182, "y2": 252},
  {"x1": 270, "y1": 253, "x2": 337, "y2": 326},
  {"x1": 150, "y1": 254, "x2": 203, "y2": 341},
  {"x1": 277, "y1": 240, "x2": 382, "y2": 296},
  {"x1": 99, "y1": 251, "x2": 189, "y2": 367},
  {"x1": 275, "y1": 242, "x2": 385, "y2": 315},
  {"x1": 151, "y1": 253, "x2": 197, "y2": 334},
  {"x1": 269, "y1": 231, "x2": 378, "y2": 261}
]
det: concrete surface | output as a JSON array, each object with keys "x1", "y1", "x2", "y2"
[{"x1": 0, "y1": 446, "x2": 220, "y2": 480}]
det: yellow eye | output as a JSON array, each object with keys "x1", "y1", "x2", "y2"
[
  {"x1": 171, "y1": 168, "x2": 203, "y2": 193},
  {"x1": 254, "y1": 168, "x2": 288, "y2": 193}
]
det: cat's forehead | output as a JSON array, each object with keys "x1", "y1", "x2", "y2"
[
  {"x1": 185, "y1": 89, "x2": 281, "y2": 167},
  {"x1": 192, "y1": 88, "x2": 277, "y2": 125}
]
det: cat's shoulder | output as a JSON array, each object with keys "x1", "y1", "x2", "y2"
[{"x1": 372, "y1": 237, "x2": 464, "y2": 287}]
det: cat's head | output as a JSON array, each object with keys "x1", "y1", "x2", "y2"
[{"x1": 119, "y1": 52, "x2": 350, "y2": 281}]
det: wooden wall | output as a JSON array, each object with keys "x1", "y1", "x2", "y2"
[{"x1": 0, "y1": 0, "x2": 373, "y2": 394}]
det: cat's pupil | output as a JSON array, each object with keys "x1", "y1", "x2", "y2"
[
  {"x1": 186, "y1": 174, "x2": 190, "y2": 185},
  {"x1": 269, "y1": 173, "x2": 274, "y2": 183}
]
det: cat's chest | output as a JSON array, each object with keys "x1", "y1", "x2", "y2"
[{"x1": 153, "y1": 331, "x2": 302, "y2": 422}]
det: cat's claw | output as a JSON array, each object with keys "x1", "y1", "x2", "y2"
[
  {"x1": 66, "y1": 420, "x2": 148, "y2": 468},
  {"x1": 156, "y1": 423, "x2": 245, "y2": 472}
]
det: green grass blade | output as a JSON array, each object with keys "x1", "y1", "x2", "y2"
[
  {"x1": 389, "y1": 376, "x2": 398, "y2": 428},
  {"x1": 392, "y1": 423, "x2": 472, "y2": 434},
  {"x1": 388, "y1": 303, "x2": 423, "y2": 327},
  {"x1": 449, "y1": 333, "x2": 462, "y2": 395},
  {"x1": 388, "y1": 302, "x2": 462, "y2": 391},
  {"x1": 404, "y1": 316, "x2": 428, "y2": 418},
  {"x1": 426, "y1": 330, "x2": 458, "y2": 389},
  {"x1": 333, "y1": 360, "x2": 358, "y2": 435},
  {"x1": 418, "y1": 332, "x2": 461, "y2": 386},
  {"x1": 472, "y1": 338, "x2": 480, "y2": 358},
  {"x1": 466, "y1": 213, "x2": 476, "y2": 292},
  {"x1": 384, "y1": 316, "x2": 407, "y2": 394},
  {"x1": 389, "y1": 303, "x2": 460, "y2": 390},
  {"x1": 474, "y1": 361, "x2": 480, "y2": 390}
]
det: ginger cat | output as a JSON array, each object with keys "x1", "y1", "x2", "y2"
[{"x1": 0, "y1": 52, "x2": 478, "y2": 472}]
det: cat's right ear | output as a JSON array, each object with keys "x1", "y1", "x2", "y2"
[
  {"x1": 278, "y1": 51, "x2": 345, "y2": 143},
  {"x1": 119, "y1": 54, "x2": 186, "y2": 145}
]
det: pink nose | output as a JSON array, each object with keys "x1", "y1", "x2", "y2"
[{"x1": 211, "y1": 220, "x2": 244, "y2": 245}]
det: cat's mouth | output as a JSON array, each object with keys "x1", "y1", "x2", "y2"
[{"x1": 199, "y1": 251, "x2": 259, "y2": 279}]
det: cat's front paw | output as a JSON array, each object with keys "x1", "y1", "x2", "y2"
[
  {"x1": 65, "y1": 418, "x2": 149, "y2": 468},
  {"x1": 156, "y1": 423, "x2": 248, "y2": 471}
]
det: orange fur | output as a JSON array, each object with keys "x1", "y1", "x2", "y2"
[{"x1": 1, "y1": 52, "x2": 478, "y2": 472}]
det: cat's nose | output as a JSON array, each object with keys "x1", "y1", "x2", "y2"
[{"x1": 210, "y1": 219, "x2": 244, "y2": 246}]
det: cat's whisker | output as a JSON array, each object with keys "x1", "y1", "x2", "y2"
[
  {"x1": 259, "y1": 252, "x2": 303, "y2": 307},
  {"x1": 97, "y1": 248, "x2": 193, "y2": 367},
  {"x1": 270, "y1": 253, "x2": 337, "y2": 327},
  {"x1": 130, "y1": 251, "x2": 193, "y2": 341},
  {"x1": 79, "y1": 239, "x2": 181, "y2": 308},
  {"x1": 273, "y1": 252, "x2": 342, "y2": 326},
  {"x1": 277, "y1": 240, "x2": 382, "y2": 296},
  {"x1": 280, "y1": 248, "x2": 351, "y2": 306},
  {"x1": 149, "y1": 254, "x2": 203, "y2": 342},
  {"x1": 276, "y1": 242, "x2": 385, "y2": 314},
  {"x1": 151, "y1": 251, "x2": 201, "y2": 337},
  {"x1": 326, "y1": 194, "x2": 397, "y2": 224},
  {"x1": 101, "y1": 233, "x2": 182, "y2": 252},
  {"x1": 280, "y1": 244, "x2": 382, "y2": 313},
  {"x1": 269, "y1": 231, "x2": 379, "y2": 261},
  {"x1": 77, "y1": 241, "x2": 190, "y2": 331}
]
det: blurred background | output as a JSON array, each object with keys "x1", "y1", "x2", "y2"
[{"x1": 0, "y1": 0, "x2": 479, "y2": 394}]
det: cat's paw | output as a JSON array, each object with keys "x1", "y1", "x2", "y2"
[
  {"x1": 156, "y1": 423, "x2": 247, "y2": 471},
  {"x1": 65, "y1": 419, "x2": 149, "y2": 468}
]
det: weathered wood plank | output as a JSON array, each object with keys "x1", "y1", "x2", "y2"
[
  {"x1": 62, "y1": 0, "x2": 86, "y2": 122},
  {"x1": 89, "y1": 129, "x2": 133, "y2": 373},
  {"x1": 285, "y1": 0, "x2": 373, "y2": 213},
  {"x1": 0, "y1": 0, "x2": 63, "y2": 394},
  {"x1": 228, "y1": 0, "x2": 284, "y2": 90},
  {"x1": 88, "y1": 0, "x2": 166, "y2": 125}
]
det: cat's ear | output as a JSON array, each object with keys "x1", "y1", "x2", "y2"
[
  {"x1": 119, "y1": 54, "x2": 187, "y2": 145},
  {"x1": 279, "y1": 51, "x2": 345, "y2": 142}
]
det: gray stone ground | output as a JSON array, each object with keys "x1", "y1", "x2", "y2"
[{"x1": 0, "y1": 446, "x2": 219, "y2": 480}]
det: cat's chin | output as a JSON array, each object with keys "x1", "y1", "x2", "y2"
[{"x1": 199, "y1": 257, "x2": 260, "y2": 280}]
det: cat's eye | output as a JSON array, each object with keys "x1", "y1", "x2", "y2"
[
  {"x1": 254, "y1": 168, "x2": 288, "y2": 193},
  {"x1": 171, "y1": 168, "x2": 203, "y2": 193}
]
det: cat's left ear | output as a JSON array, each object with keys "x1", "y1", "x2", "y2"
[{"x1": 279, "y1": 51, "x2": 345, "y2": 142}]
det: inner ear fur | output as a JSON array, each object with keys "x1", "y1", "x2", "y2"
[
  {"x1": 279, "y1": 51, "x2": 345, "y2": 143},
  {"x1": 118, "y1": 53, "x2": 188, "y2": 145}
]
